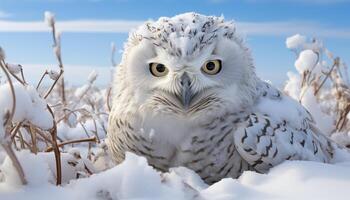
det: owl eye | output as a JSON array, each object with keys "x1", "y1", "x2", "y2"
[
  {"x1": 201, "y1": 60, "x2": 222, "y2": 75},
  {"x1": 149, "y1": 63, "x2": 169, "y2": 77}
]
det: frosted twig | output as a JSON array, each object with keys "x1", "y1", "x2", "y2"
[
  {"x1": 46, "y1": 12, "x2": 67, "y2": 119},
  {"x1": 19, "y1": 67, "x2": 26, "y2": 84},
  {"x1": 36, "y1": 70, "x2": 48, "y2": 90},
  {"x1": 44, "y1": 69, "x2": 64, "y2": 99},
  {"x1": 5, "y1": 64, "x2": 26, "y2": 85}
]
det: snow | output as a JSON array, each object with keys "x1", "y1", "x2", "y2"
[
  {"x1": 286, "y1": 34, "x2": 307, "y2": 50},
  {"x1": 44, "y1": 11, "x2": 55, "y2": 27},
  {"x1": 299, "y1": 87, "x2": 334, "y2": 134},
  {"x1": 0, "y1": 82, "x2": 53, "y2": 131},
  {"x1": 6, "y1": 64, "x2": 22, "y2": 74},
  {"x1": 295, "y1": 49, "x2": 318, "y2": 73},
  {"x1": 87, "y1": 70, "x2": 98, "y2": 83},
  {"x1": 1, "y1": 152, "x2": 350, "y2": 200},
  {"x1": 74, "y1": 84, "x2": 90, "y2": 98},
  {"x1": 284, "y1": 71, "x2": 301, "y2": 100},
  {"x1": 48, "y1": 69, "x2": 60, "y2": 80}
]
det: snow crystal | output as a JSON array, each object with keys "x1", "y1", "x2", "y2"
[
  {"x1": 295, "y1": 49, "x2": 318, "y2": 74},
  {"x1": 286, "y1": 34, "x2": 306, "y2": 50}
]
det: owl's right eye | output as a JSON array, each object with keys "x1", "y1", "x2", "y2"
[{"x1": 149, "y1": 63, "x2": 169, "y2": 77}]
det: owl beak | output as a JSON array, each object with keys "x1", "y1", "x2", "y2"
[{"x1": 180, "y1": 73, "x2": 192, "y2": 110}]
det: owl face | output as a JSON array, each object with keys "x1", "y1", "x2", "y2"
[{"x1": 116, "y1": 13, "x2": 257, "y2": 117}]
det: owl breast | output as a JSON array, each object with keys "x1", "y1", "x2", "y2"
[{"x1": 107, "y1": 109, "x2": 251, "y2": 184}]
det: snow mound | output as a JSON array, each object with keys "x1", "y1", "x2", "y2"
[
  {"x1": 295, "y1": 49, "x2": 318, "y2": 74},
  {"x1": 1, "y1": 152, "x2": 350, "y2": 200},
  {"x1": 0, "y1": 82, "x2": 53, "y2": 132}
]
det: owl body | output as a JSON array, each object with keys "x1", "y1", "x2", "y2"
[
  {"x1": 108, "y1": 97, "x2": 253, "y2": 183},
  {"x1": 107, "y1": 13, "x2": 339, "y2": 184}
]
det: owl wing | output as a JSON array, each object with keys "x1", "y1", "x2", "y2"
[{"x1": 233, "y1": 81, "x2": 335, "y2": 173}]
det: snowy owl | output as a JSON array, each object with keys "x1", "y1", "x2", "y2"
[{"x1": 107, "y1": 13, "x2": 340, "y2": 184}]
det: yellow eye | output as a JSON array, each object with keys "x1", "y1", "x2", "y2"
[
  {"x1": 149, "y1": 63, "x2": 169, "y2": 77},
  {"x1": 201, "y1": 60, "x2": 222, "y2": 75}
]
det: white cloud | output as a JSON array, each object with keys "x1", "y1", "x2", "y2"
[
  {"x1": 0, "y1": 19, "x2": 349, "y2": 38},
  {"x1": 0, "y1": 19, "x2": 143, "y2": 33},
  {"x1": 236, "y1": 21, "x2": 350, "y2": 38}
]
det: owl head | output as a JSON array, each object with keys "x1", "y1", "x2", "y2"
[{"x1": 113, "y1": 13, "x2": 258, "y2": 119}]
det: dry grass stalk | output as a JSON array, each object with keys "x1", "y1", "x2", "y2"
[
  {"x1": 45, "y1": 137, "x2": 97, "y2": 152},
  {"x1": 36, "y1": 70, "x2": 48, "y2": 90},
  {"x1": 314, "y1": 58, "x2": 339, "y2": 96},
  {"x1": 46, "y1": 105, "x2": 62, "y2": 185},
  {"x1": 44, "y1": 69, "x2": 64, "y2": 99},
  {"x1": 49, "y1": 19, "x2": 66, "y2": 108}
]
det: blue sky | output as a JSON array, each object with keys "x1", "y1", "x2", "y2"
[{"x1": 0, "y1": 0, "x2": 350, "y2": 86}]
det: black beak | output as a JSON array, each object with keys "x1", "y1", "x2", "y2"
[{"x1": 180, "y1": 73, "x2": 192, "y2": 109}]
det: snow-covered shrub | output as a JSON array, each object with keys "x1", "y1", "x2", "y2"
[
  {"x1": 0, "y1": 12, "x2": 112, "y2": 186},
  {"x1": 284, "y1": 34, "x2": 350, "y2": 147}
]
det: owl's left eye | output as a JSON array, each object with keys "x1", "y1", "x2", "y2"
[
  {"x1": 201, "y1": 60, "x2": 222, "y2": 75},
  {"x1": 149, "y1": 63, "x2": 169, "y2": 77}
]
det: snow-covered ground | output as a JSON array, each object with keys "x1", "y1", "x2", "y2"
[{"x1": 1, "y1": 152, "x2": 350, "y2": 200}]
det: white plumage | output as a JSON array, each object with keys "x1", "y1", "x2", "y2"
[{"x1": 107, "y1": 12, "x2": 341, "y2": 184}]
